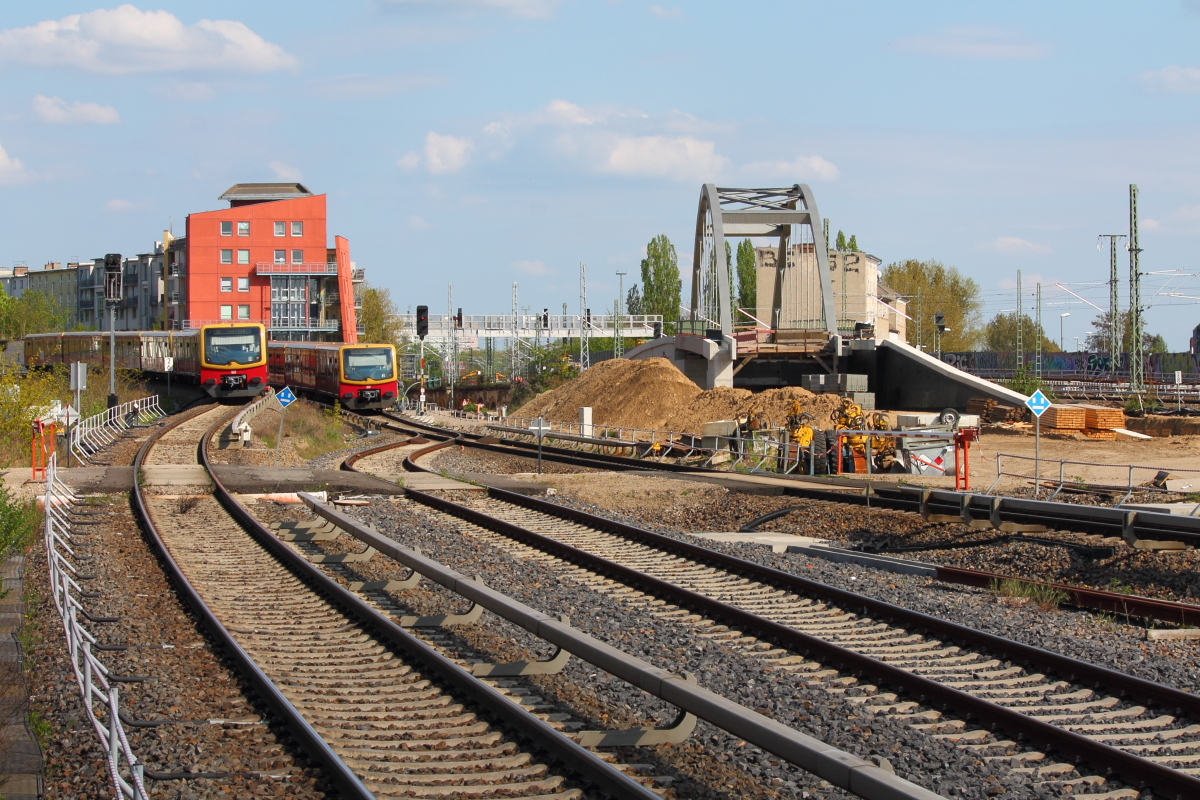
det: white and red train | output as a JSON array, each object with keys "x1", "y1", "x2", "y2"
[{"x1": 24, "y1": 324, "x2": 399, "y2": 411}]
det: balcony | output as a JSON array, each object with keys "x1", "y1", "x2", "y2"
[
  {"x1": 270, "y1": 319, "x2": 341, "y2": 332},
  {"x1": 351, "y1": 269, "x2": 365, "y2": 283},
  {"x1": 256, "y1": 262, "x2": 338, "y2": 276}
]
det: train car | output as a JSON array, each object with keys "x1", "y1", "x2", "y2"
[
  {"x1": 22, "y1": 323, "x2": 267, "y2": 400},
  {"x1": 268, "y1": 342, "x2": 397, "y2": 411}
]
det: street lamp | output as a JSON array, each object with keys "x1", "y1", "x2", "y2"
[{"x1": 1059, "y1": 312, "x2": 1070, "y2": 351}]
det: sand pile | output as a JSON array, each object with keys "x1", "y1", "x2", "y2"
[
  {"x1": 514, "y1": 358, "x2": 860, "y2": 435},
  {"x1": 514, "y1": 357, "x2": 703, "y2": 431}
]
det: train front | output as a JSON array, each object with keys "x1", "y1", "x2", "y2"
[
  {"x1": 199, "y1": 323, "x2": 268, "y2": 399},
  {"x1": 338, "y1": 344, "x2": 398, "y2": 410}
]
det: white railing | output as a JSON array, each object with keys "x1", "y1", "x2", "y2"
[
  {"x1": 71, "y1": 396, "x2": 164, "y2": 465},
  {"x1": 226, "y1": 387, "x2": 278, "y2": 448},
  {"x1": 44, "y1": 455, "x2": 150, "y2": 798}
]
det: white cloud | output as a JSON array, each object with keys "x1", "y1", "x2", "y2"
[
  {"x1": 603, "y1": 135, "x2": 727, "y2": 181},
  {"x1": 381, "y1": 0, "x2": 562, "y2": 18},
  {"x1": 269, "y1": 161, "x2": 302, "y2": 181},
  {"x1": 105, "y1": 199, "x2": 134, "y2": 211},
  {"x1": 740, "y1": 154, "x2": 840, "y2": 181},
  {"x1": 895, "y1": 26, "x2": 1048, "y2": 59},
  {"x1": 0, "y1": 5, "x2": 296, "y2": 74},
  {"x1": 424, "y1": 132, "x2": 473, "y2": 174},
  {"x1": 512, "y1": 259, "x2": 551, "y2": 275},
  {"x1": 1177, "y1": 204, "x2": 1200, "y2": 219},
  {"x1": 156, "y1": 81, "x2": 215, "y2": 102},
  {"x1": 1143, "y1": 66, "x2": 1200, "y2": 94},
  {"x1": 991, "y1": 236, "x2": 1051, "y2": 255},
  {"x1": 407, "y1": 215, "x2": 431, "y2": 230},
  {"x1": 1141, "y1": 217, "x2": 1163, "y2": 231},
  {"x1": 649, "y1": 5, "x2": 681, "y2": 19},
  {"x1": 0, "y1": 143, "x2": 31, "y2": 185},
  {"x1": 308, "y1": 73, "x2": 443, "y2": 99},
  {"x1": 33, "y1": 94, "x2": 120, "y2": 124},
  {"x1": 397, "y1": 152, "x2": 421, "y2": 170}
]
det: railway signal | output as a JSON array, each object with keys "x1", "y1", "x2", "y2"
[
  {"x1": 416, "y1": 305, "x2": 429, "y2": 339},
  {"x1": 104, "y1": 254, "x2": 121, "y2": 409}
]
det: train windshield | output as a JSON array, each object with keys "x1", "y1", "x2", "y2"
[
  {"x1": 203, "y1": 326, "x2": 262, "y2": 365},
  {"x1": 342, "y1": 347, "x2": 394, "y2": 381}
]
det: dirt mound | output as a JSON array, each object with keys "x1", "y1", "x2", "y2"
[
  {"x1": 513, "y1": 357, "x2": 703, "y2": 431},
  {"x1": 514, "y1": 358, "x2": 858, "y2": 435}
]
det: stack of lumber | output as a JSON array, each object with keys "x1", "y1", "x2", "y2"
[
  {"x1": 967, "y1": 397, "x2": 1027, "y2": 423},
  {"x1": 1042, "y1": 403, "x2": 1124, "y2": 440}
]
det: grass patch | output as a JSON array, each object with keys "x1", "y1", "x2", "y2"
[
  {"x1": 26, "y1": 710, "x2": 49, "y2": 750},
  {"x1": 253, "y1": 399, "x2": 351, "y2": 459},
  {"x1": 989, "y1": 578, "x2": 1068, "y2": 611}
]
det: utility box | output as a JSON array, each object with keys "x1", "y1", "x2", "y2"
[
  {"x1": 579, "y1": 406, "x2": 593, "y2": 438},
  {"x1": 701, "y1": 419, "x2": 738, "y2": 451}
]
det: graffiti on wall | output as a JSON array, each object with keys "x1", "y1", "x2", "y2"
[{"x1": 941, "y1": 351, "x2": 1199, "y2": 380}]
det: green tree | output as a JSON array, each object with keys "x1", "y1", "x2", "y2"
[
  {"x1": 881, "y1": 259, "x2": 983, "y2": 351},
  {"x1": 0, "y1": 290, "x2": 66, "y2": 340},
  {"x1": 625, "y1": 284, "x2": 643, "y2": 316},
  {"x1": 983, "y1": 312, "x2": 1060, "y2": 352},
  {"x1": 847, "y1": 234, "x2": 859, "y2": 251},
  {"x1": 358, "y1": 286, "x2": 404, "y2": 347},
  {"x1": 735, "y1": 239, "x2": 757, "y2": 319},
  {"x1": 835, "y1": 230, "x2": 847, "y2": 251},
  {"x1": 725, "y1": 240, "x2": 734, "y2": 310},
  {"x1": 640, "y1": 234, "x2": 681, "y2": 333},
  {"x1": 1084, "y1": 310, "x2": 1171, "y2": 354}
]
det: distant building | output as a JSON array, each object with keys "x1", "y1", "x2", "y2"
[
  {"x1": 0, "y1": 261, "x2": 81, "y2": 328},
  {"x1": 752, "y1": 247, "x2": 906, "y2": 341},
  {"x1": 168, "y1": 183, "x2": 361, "y2": 342},
  {"x1": 78, "y1": 250, "x2": 166, "y2": 331}
]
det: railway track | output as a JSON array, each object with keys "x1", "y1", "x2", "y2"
[
  {"x1": 132, "y1": 405, "x2": 663, "y2": 799},
  {"x1": 375, "y1": 413, "x2": 1200, "y2": 628},
  {"x1": 380, "y1": 411, "x2": 1200, "y2": 550},
  {"x1": 340, "y1": 425, "x2": 1200, "y2": 800}
]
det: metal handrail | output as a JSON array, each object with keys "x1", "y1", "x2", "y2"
[
  {"x1": 254, "y1": 262, "x2": 339, "y2": 275},
  {"x1": 44, "y1": 455, "x2": 149, "y2": 798},
  {"x1": 71, "y1": 396, "x2": 164, "y2": 465},
  {"x1": 986, "y1": 452, "x2": 1200, "y2": 509}
]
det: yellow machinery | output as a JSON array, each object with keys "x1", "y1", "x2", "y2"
[{"x1": 785, "y1": 400, "x2": 814, "y2": 449}]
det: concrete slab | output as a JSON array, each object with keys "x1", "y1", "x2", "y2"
[
  {"x1": 1123, "y1": 502, "x2": 1200, "y2": 516},
  {"x1": 400, "y1": 473, "x2": 486, "y2": 492},
  {"x1": 211, "y1": 466, "x2": 406, "y2": 496},
  {"x1": 142, "y1": 465, "x2": 211, "y2": 486},
  {"x1": 53, "y1": 466, "x2": 135, "y2": 493},
  {"x1": 688, "y1": 531, "x2": 828, "y2": 553},
  {"x1": 461, "y1": 473, "x2": 549, "y2": 495}
]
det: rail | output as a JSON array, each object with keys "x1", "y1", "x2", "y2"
[
  {"x1": 43, "y1": 454, "x2": 150, "y2": 798},
  {"x1": 71, "y1": 395, "x2": 164, "y2": 465},
  {"x1": 986, "y1": 452, "x2": 1200, "y2": 509},
  {"x1": 226, "y1": 387, "x2": 277, "y2": 447},
  {"x1": 298, "y1": 492, "x2": 942, "y2": 800}
]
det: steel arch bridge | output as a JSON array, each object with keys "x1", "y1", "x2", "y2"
[{"x1": 688, "y1": 183, "x2": 836, "y2": 336}]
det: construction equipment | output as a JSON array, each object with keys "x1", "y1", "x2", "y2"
[{"x1": 784, "y1": 400, "x2": 814, "y2": 449}]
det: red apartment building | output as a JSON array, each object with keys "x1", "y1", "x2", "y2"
[{"x1": 167, "y1": 183, "x2": 360, "y2": 342}]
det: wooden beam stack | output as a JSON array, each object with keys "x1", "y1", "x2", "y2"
[{"x1": 1043, "y1": 403, "x2": 1124, "y2": 440}]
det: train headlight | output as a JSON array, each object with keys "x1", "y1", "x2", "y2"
[
  {"x1": 341, "y1": 392, "x2": 353, "y2": 400},
  {"x1": 250, "y1": 376, "x2": 262, "y2": 384},
  {"x1": 204, "y1": 378, "x2": 216, "y2": 386},
  {"x1": 383, "y1": 391, "x2": 395, "y2": 399}
]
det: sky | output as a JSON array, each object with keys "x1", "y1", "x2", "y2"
[{"x1": 2, "y1": 1, "x2": 1200, "y2": 349}]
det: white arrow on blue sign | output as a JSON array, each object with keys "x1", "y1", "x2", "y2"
[
  {"x1": 277, "y1": 387, "x2": 297, "y2": 409},
  {"x1": 1025, "y1": 389, "x2": 1052, "y2": 418}
]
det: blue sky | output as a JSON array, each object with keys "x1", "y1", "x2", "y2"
[{"x1": 2, "y1": 1, "x2": 1200, "y2": 348}]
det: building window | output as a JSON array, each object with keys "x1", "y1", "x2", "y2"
[
  {"x1": 274, "y1": 221, "x2": 286, "y2": 237},
  {"x1": 238, "y1": 277, "x2": 250, "y2": 292},
  {"x1": 291, "y1": 249, "x2": 303, "y2": 264},
  {"x1": 291, "y1": 221, "x2": 303, "y2": 237},
  {"x1": 220, "y1": 221, "x2": 232, "y2": 237},
  {"x1": 237, "y1": 221, "x2": 250, "y2": 237},
  {"x1": 237, "y1": 250, "x2": 250, "y2": 265},
  {"x1": 220, "y1": 305, "x2": 233, "y2": 320},
  {"x1": 220, "y1": 277, "x2": 232, "y2": 292},
  {"x1": 274, "y1": 249, "x2": 286, "y2": 264},
  {"x1": 220, "y1": 249, "x2": 232, "y2": 264},
  {"x1": 238, "y1": 304, "x2": 250, "y2": 320}
]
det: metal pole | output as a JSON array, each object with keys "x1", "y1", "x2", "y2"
[
  {"x1": 1129, "y1": 184, "x2": 1144, "y2": 394},
  {"x1": 537, "y1": 431, "x2": 543, "y2": 475},
  {"x1": 1034, "y1": 414, "x2": 1040, "y2": 499},
  {"x1": 275, "y1": 406, "x2": 286, "y2": 464},
  {"x1": 108, "y1": 306, "x2": 117, "y2": 408}
]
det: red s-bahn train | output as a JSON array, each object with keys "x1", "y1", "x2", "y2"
[{"x1": 24, "y1": 326, "x2": 399, "y2": 411}]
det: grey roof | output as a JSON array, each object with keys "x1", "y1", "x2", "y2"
[{"x1": 219, "y1": 183, "x2": 313, "y2": 202}]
